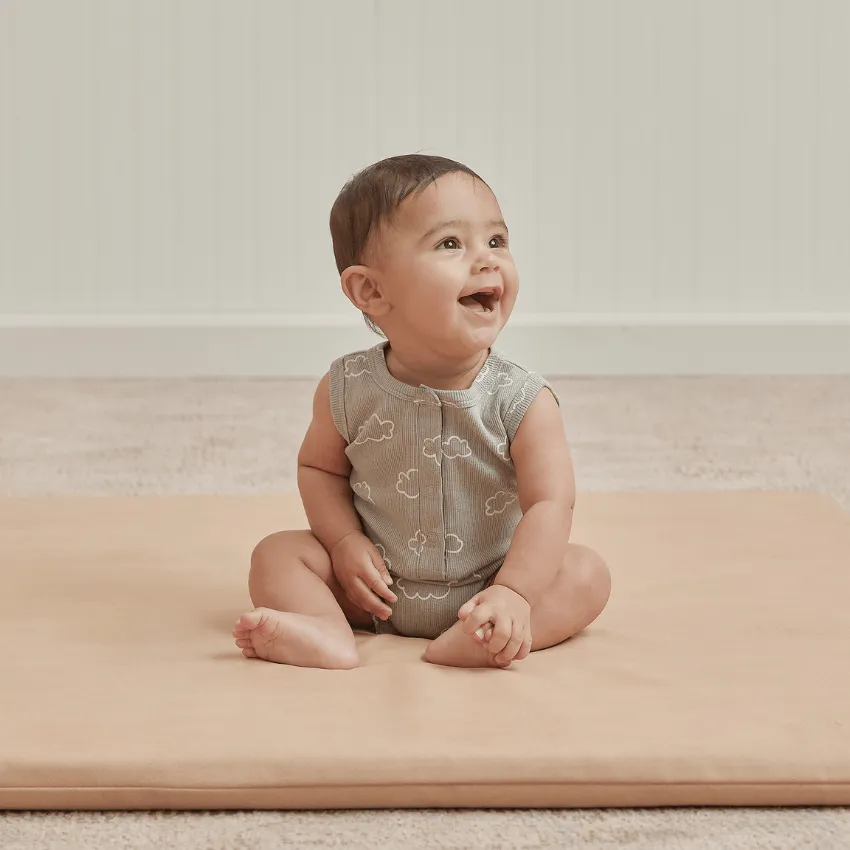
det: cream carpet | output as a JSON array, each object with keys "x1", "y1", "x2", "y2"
[{"x1": 1, "y1": 375, "x2": 849, "y2": 849}]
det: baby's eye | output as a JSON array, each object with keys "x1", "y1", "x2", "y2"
[
  {"x1": 489, "y1": 234, "x2": 508, "y2": 249},
  {"x1": 438, "y1": 237, "x2": 461, "y2": 250}
]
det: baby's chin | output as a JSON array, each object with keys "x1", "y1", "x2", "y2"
[
  {"x1": 392, "y1": 306, "x2": 508, "y2": 355},
  {"x1": 446, "y1": 315, "x2": 506, "y2": 353}
]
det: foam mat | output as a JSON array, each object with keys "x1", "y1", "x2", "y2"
[{"x1": 1, "y1": 492, "x2": 849, "y2": 809}]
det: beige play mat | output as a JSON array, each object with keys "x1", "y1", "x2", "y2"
[{"x1": 1, "y1": 492, "x2": 848, "y2": 809}]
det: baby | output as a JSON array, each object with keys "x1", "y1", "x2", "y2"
[{"x1": 233, "y1": 154, "x2": 611, "y2": 669}]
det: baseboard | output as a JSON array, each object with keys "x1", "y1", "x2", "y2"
[{"x1": 0, "y1": 313, "x2": 848, "y2": 377}]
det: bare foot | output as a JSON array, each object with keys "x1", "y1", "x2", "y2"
[
  {"x1": 233, "y1": 607, "x2": 359, "y2": 669},
  {"x1": 424, "y1": 620, "x2": 511, "y2": 669}
]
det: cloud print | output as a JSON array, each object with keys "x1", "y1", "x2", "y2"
[
  {"x1": 394, "y1": 580, "x2": 451, "y2": 601},
  {"x1": 344, "y1": 355, "x2": 370, "y2": 378},
  {"x1": 507, "y1": 385, "x2": 528, "y2": 418},
  {"x1": 422, "y1": 435, "x2": 442, "y2": 464},
  {"x1": 422, "y1": 435, "x2": 471, "y2": 462},
  {"x1": 445, "y1": 533, "x2": 464, "y2": 554},
  {"x1": 353, "y1": 414, "x2": 394, "y2": 446},
  {"x1": 396, "y1": 468, "x2": 419, "y2": 499},
  {"x1": 485, "y1": 371, "x2": 514, "y2": 394},
  {"x1": 485, "y1": 490, "x2": 517, "y2": 516},
  {"x1": 442, "y1": 436, "x2": 471, "y2": 459},
  {"x1": 473, "y1": 363, "x2": 490, "y2": 384},
  {"x1": 497, "y1": 439, "x2": 510, "y2": 460},
  {"x1": 408, "y1": 529, "x2": 427, "y2": 556},
  {"x1": 375, "y1": 543, "x2": 391, "y2": 571},
  {"x1": 353, "y1": 481, "x2": 373, "y2": 502}
]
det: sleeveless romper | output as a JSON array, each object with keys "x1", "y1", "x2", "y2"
[{"x1": 328, "y1": 340, "x2": 557, "y2": 639}]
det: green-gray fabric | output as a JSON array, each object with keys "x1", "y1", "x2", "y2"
[{"x1": 328, "y1": 341, "x2": 556, "y2": 638}]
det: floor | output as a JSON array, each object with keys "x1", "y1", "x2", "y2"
[{"x1": 1, "y1": 375, "x2": 849, "y2": 849}]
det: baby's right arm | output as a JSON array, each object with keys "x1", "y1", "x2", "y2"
[
  {"x1": 297, "y1": 374, "x2": 397, "y2": 618},
  {"x1": 297, "y1": 373, "x2": 361, "y2": 553}
]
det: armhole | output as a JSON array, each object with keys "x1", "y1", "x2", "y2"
[
  {"x1": 328, "y1": 357, "x2": 350, "y2": 444},
  {"x1": 503, "y1": 374, "x2": 560, "y2": 443}
]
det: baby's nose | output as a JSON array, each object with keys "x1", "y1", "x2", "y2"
[{"x1": 476, "y1": 255, "x2": 500, "y2": 272}]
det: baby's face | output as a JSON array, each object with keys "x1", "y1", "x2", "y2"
[{"x1": 370, "y1": 172, "x2": 518, "y2": 357}]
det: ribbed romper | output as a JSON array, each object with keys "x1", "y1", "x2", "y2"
[{"x1": 328, "y1": 340, "x2": 557, "y2": 639}]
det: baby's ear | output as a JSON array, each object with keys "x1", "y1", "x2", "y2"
[{"x1": 340, "y1": 265, "x2": 391, "y2": 319}]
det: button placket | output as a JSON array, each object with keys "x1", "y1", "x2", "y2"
[{"x1": 417, "y1": 392, "x2": 446, "y2": 578}]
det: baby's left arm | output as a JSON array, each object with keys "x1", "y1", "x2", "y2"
[{"x1": 492, "y1": 388, "x2": 575, "y2": 608}]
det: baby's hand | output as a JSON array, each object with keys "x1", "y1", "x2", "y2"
[
  {"x1": 458, "y1": 584, "x2": 533, "y2": 666},
  {"x1": 330, "y1": 532, "x2": 397, "y2": 620}
]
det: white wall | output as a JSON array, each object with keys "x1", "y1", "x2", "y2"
[{"x1": 0, "y1": 0, "x2": 848, "y2": 375}]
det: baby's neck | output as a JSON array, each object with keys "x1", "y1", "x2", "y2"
[{"x1": 384, "y1": 345, "x2": 489, "y2": 391}]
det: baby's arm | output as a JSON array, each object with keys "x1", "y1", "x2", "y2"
[
  {"x1": 492, "y1": 388, "x2": 576, "y2": 607},
  {"x1": 297, "y1": 373, "x2": 361, "y2": 553}
]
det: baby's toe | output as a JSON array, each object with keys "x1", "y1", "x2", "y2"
[
  {"x1": 235, "y1": 638, "x2": 253, "y2": 649},
  {"x1": 242, "y1": 647, "x2": 258, "y2": 658},
  {"x1": 235, "y1": 610, "x2": 263, "y2": 632}
]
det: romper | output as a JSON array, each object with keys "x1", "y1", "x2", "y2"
[{"x1": 328, "y1": 340, "x2": 557, "y2": 639}]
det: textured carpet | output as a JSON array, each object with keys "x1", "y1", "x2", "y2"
[{"x1": 1, "y1": 375, "x2": 849, "y2": 848}]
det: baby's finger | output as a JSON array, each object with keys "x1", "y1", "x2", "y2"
[
  {"x1": 473, "y1": 621, "x2": 494, "y2": 642},
  {"x1": 352, "y1": 577, "x2": 393, "y2": 619},
  {"x1": 515, "y1": 631, "x2": 533, "y2": 661},
  {"x1": 462, "y1": 604, "x2": 493, "y2": 637},
  {"x1": 486, "y1": 618, "x2": 512, "y2": 655},
  {"x1": 362, "y1": 564, "x2": 398, "y2": 603},
  {"x1": 367, "y1": 547, "x2": 395, "y2": 586},
  {"x1": 458, "y1": 595, "x2": 480, "y2": 620},
  {"x1": 495, "y1": 630, "x2": 524, "y2": 666}
]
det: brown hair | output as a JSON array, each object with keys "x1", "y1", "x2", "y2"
[{"x1": 329, "y1": 153, "x2": 486, "y2": 335}]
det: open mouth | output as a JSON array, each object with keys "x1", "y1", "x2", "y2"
[{"x1": 458, "y1": 288, "x2": 500, "y2": 314}]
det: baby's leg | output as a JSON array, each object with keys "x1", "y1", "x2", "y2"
[
  {"x1": 425, "y1": 543, "x2": 611, "y2": 669},
  {"x1": 233, "y1": 530, "x2": 373, "y2": 669}
]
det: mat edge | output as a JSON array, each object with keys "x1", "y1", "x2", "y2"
[{"x1": 3, "y1": 783, "x2": 850, "y2": 810}]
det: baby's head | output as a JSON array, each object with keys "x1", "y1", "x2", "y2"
[{"x1": 330, "y1": 154, "x2": 518, "y2": 360}]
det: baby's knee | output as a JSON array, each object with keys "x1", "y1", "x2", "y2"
[
  {"x1": 579, "y1": 547, "x2": 611, "y2": 615},
  {"x1": 249, "y1": 529, "x2": 333, "y2": 587},
  {"x1": 250, "y1": 532, "x2": 280, "y2": 571},
  {"x1": 249, "y1": 530, "x2": 304, "y2": 578}
]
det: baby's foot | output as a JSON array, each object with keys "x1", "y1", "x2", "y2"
[
  {"x1": 233, "y1": 607, "x2": 359, "y2": 669},
  {"x1": 424, "y1": 620, "x2": 510, "y2": 669}
]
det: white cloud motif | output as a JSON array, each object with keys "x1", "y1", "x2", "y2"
[
  {"x1": 394, "y1": 580, "x2": 452, "y2": 601},
  {"x1": 442, "y1": 436, "x2": 471, "y2": 459},
  {"x1": 353, "y1": 481, "x2": 373, "y2": 503},
  {"x1": 485, "y1": 490, "x2": 517, "y2": 516},
  {"x1": 396, "y1": 468, "x2": 419, "y2": 499},
  {"x1": 445, "y1": 533, "x2": 464, "y2": 554},
  {"x1": 353, "y1": 414, "x2": 394, "y2": 446},
  {"x1": 507, "y1": 385, "x2": 528, "y2": 418},
  {"x1": 423, "y1": 435, "x2": 471, "y2": 463},
  {"x1": 408, "y1": 530, "x2": 427, "y2": 556},
  {"x1": 473, "y1": 363, "x2": 491, "y2": 384},
  {"x1": 344, "y1": 355, "x2": 370, "y2": 378},
  {"x1": 375, "y1": 543, "x2": 391, "y2": 571},
  {"x1": 422, "y1": 435, "x2": 442, "y2": 465},
  {"x1": 485, "y1": 371, "x2": 514, "y2": 394},
  {"x1": 497, "y1": 439, "x2": 510, "y2": 460}
]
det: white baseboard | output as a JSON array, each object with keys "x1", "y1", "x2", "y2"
[{"x1": 0, "y1": 313, "x2": 848, "y2": 377}]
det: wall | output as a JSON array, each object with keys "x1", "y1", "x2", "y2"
[{"x1": 0, "y1": 0, "x2": 848, "y2": 375}]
